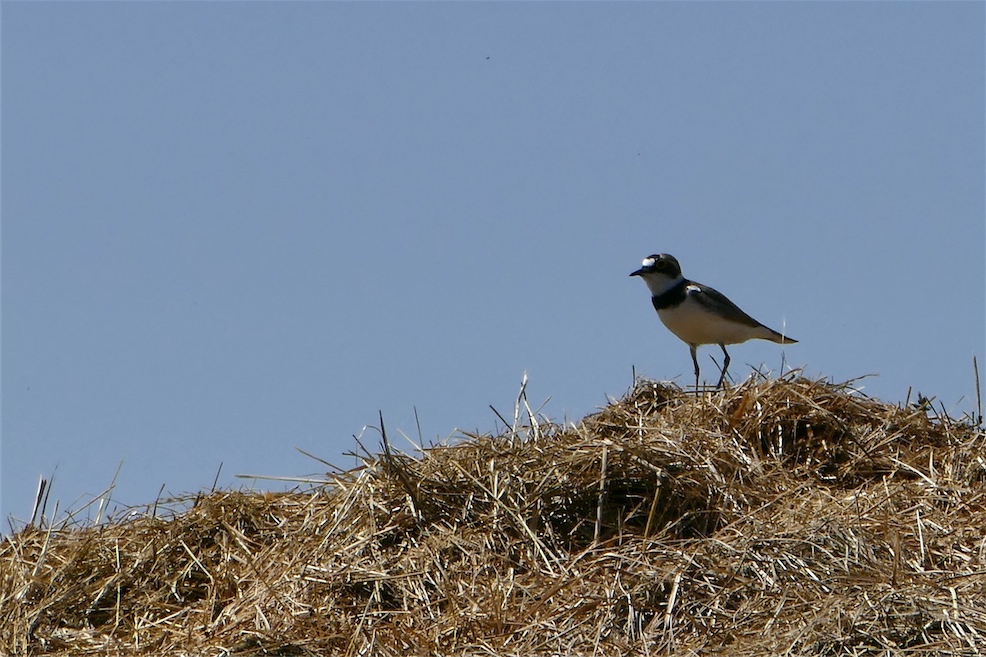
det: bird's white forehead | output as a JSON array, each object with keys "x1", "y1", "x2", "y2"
[{"x1": 641, "y1": 257, "x2": 656, "y2": 268}]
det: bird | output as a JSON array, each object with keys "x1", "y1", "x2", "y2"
[{"x1": 630, "y1": 253, "x2": 797, "y2": 389}]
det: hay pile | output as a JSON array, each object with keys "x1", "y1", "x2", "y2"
[{"x1": 2, "y1": 375, "x2": 985, "y2": 656}]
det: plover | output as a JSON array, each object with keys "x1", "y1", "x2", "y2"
[{"x1": 630, "y1": 253, "x2": 797, "y2": 389}]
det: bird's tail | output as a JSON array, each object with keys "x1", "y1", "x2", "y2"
[{"x1": 763, "y1": 327, "x2": 797, "y2": 344}]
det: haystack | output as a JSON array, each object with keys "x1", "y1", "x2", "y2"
[{"x1": 2, "y1": 375, "x2": 985, "y2": 656}]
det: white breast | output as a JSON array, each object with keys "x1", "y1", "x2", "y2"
[{"x1": 657, "y1": 296, "x2": 772, "y2": 346}]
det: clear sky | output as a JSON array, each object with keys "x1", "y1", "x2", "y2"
[{"x1": 3, "y1": 2, "x2": 984, "y2": 527}]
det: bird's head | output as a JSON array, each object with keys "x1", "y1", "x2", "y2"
[
  {"x1": 630, "y1": 253, "x2": 684, "y2": 296},
  {"x1": 630, "y1": 253, "x2": 682, "y2": 278}
]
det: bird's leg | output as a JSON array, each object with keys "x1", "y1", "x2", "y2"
[
  {"x1": 689, "y1": 345, "x2": 700, "y2": 391},
  {"x1": 716, "y1": 344, "x2": 730, "y2": 389}
]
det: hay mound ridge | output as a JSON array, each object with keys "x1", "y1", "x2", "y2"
[{"x1": 2, "y1": 376, "x2": 985, "y2": 656}]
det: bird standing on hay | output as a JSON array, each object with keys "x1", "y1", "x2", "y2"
[{"x1": 630, "y1": 253, "x2": 797, "y2": 390}]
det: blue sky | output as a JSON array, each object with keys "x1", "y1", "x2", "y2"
[{"x1": 3, "y1": 2, "x2": 983, "y2": 527}]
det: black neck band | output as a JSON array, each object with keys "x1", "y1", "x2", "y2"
[{"x1": 651, "y1": 279, "x2": 688, "y2": 311}]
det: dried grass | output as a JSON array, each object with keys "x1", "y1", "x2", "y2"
[{"x1": 3, "y1": 375, "x2": 985, "y2": 656}]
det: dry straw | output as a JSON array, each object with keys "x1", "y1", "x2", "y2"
[{"x1": 2, "y1": 374, "x2": 985, "y2": 656}]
